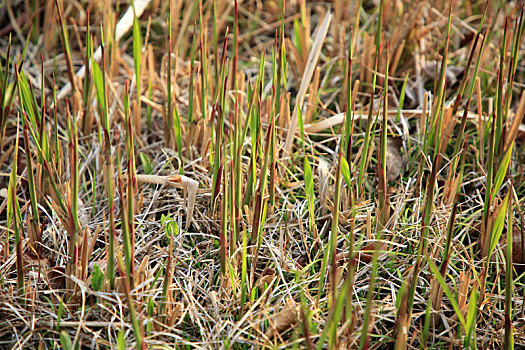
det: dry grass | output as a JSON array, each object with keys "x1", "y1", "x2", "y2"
[{"x1": 0, "y1": 0, "x2": 525, "y2": 349}]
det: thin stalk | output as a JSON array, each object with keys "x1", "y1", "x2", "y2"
[
  {"x1": 327, "y1": 142, "x2": 344, "y2": 348},
  {"x1": 117, "y1": 255, "x2": 144, "y2": 350},
  {"x1": 199, "y1": 0, "x2": 208, "y2": 128},
  {"x1": 250, "y1": 120, "x2": 274, "y2": 244},
  {"x1": 377, "y1": 45, "x2": 389, "y2": 230},
  {"x1": 160, "y1": 236, "x2": 173, "y2": 317},
  {"x1": 165, "y1": 7, "x2": 174, "y2": 148},
  {"x1": 407, "y1": 97, "x2": 445, "y2": 325},
  {"x1": 122, "y1": 81, "x2": 137, "y2": 287},
  {"x1": 8, "y1": 114, "x2": 23, "y2": 301},
  {"x1": 504, "y1": 187, "x2": 514, "y2": 350},
  {"x1": 54, "y1": 0, "x2": 77, "y2": 98},
  {"x1": 65, "y1": 100, "x2": 80, "y2": 287},
  {"x1": 211, "y1": 30, "x2": 229, "y2": 209},
  {"x1": 22, "y1": 113, "x2": 40, "y2": 226},
  {"x1": 220, "y1": 143, "x2": 228, "y2": 275},
  {"x1": 357, "y1": 51, "x2": 379, "y2": 199}
]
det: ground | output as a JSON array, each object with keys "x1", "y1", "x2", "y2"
[{"x1": 0, "y1": 0, "x2": 525, "y2": 349}]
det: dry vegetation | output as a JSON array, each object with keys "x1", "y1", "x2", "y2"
[{"x1": 1, "y1": 0, "x2": 525, "y2": 348}]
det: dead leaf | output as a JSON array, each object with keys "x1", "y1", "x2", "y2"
[
  {"x1": 24, "y1": 252, "x2": 49, "y2": 271},
  {"x1": 422, "y1": 61, "x2": 464, "y2": 87},
  {"x1": 266, "y1": 306, "x2": 299, "y2": 337},
  {"x1": 47, "y1": 266, "x2": 66, "y2": 290},
  {"x1": 78, "y1": 197, "x2": 89, "y2": 227},
  {"x1": 167, "y1": 302, "x2": 183, "y2": 327},
  {"x1": 337, "y1": 241, "x2": 388, "y2": 265},
  {"x1": 511, "y1": 224, "x2": 525, "y2": 272},
  {"x1": 386, "y1": 137, "x2": 404, "y2": 181},
  {"x1": 318, "y1": 159, "x2": 330, "y2": 210},
  {"x1": 256, "y1": 267, "x2": 275, "y2": 293},
  {"x1": 89, "y1": 259, "x2": 107, "y2": 273},
  {"x1": 402, "y1": 82, "x2": 418, "y2": 109},
  {"x1": 394, "y1": 280, "x2": 409, "y2": 348}
]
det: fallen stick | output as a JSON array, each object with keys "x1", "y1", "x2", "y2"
[
  {"x1": 283, "y1": 11, "x2": 332, "y2": 153},
  {"x1": 303, "y1": 109, "x2": 525, "y2": 135}
]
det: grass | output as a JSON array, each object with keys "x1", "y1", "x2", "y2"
[{"x1": 0, "y1": 0, "x2": 525, "y2": 348}]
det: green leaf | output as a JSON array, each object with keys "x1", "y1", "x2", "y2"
[
  {"x1": 396, "y1": 73, "x2": 409, "y2": 123},
  {"x1": 425, "y1": 256, "x2": 467, "y2": 330},
  {"x1": 341, "y1": 157, "x2": 352, "y2": 189},
  {"x1": 132, "y1": 6, "x2": 142, "y2": 81},
  {"x1": 8, "y1": 117, "x2": 23, "y2": 298},
  {"x1": 395, "y1": 280, "x2": 408, "y2": 311},
  {"x1": 60, "y1": 331, "x2": 73, "y2": 350},
  {"x1": 464, "y1": 288, "x2": 478, "y2": 348},
  {"x1": 17, "y1": 72, "x2": 38, "y2": 130},
  {"x1": 57, "y1": 299, "x2": 64, "y2": 330},
  {"x1": 92, "y1": 60, "x2": 107, "y2": 129},
  {"x1": 161, "y1": 214, "x2": 179, "y2": 239},
  {"x1": 297, "y1": 104, "x2": 305, "y2": 149},
  {"x1": 493, "y1": 143, "x2": 513, "y2": 197},
  {"x1": 91, "y1": 264, "x2": 104, "y2": 292},
  {"x1": 489, "y1": 193, "x2": 510, "y2": 255},
  {"x1": 304, "y1": 157, "x2": 315, "y2": 232},
  {"x1": 139, "y1": 152, "x2": 152, "y2": 174},
  {"x1": 117, "y1": 329, "x2": 126, "y2": 350},
  {"x1": 173, "y1": 105, "x2": 182, "y2": 154}
]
